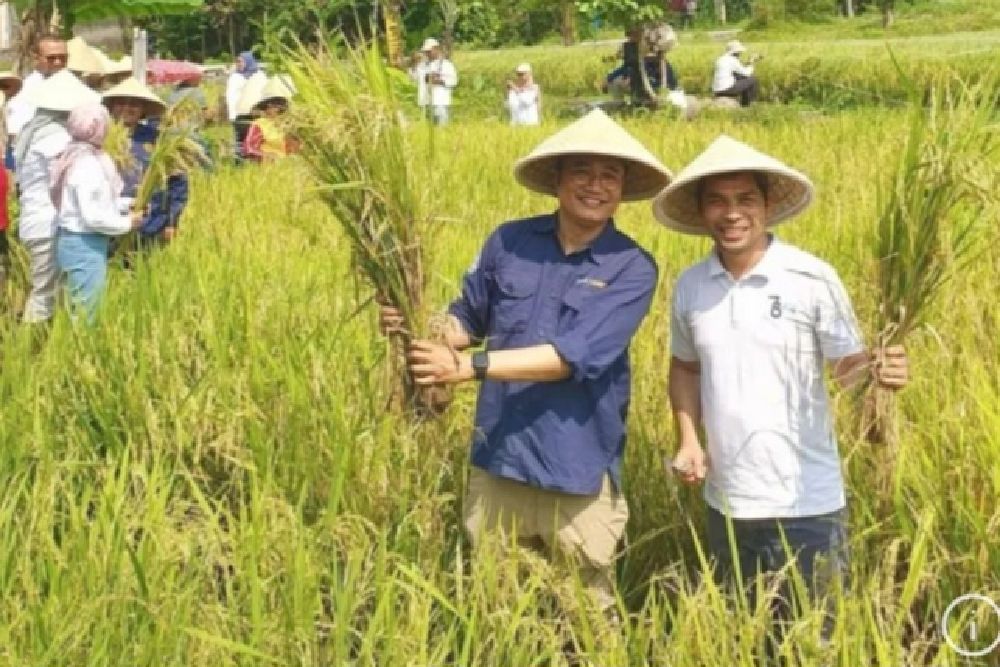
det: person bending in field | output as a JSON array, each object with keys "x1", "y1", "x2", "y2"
[
  {"x1": 652, "y1": 135, "x2": 909, "y2": 646},
  {"x1": 103, "y1": 77, "x2": 188, "y2": 246},
  {"x1": 380, "y1": 109, "x2": 672, "y2": 639}
]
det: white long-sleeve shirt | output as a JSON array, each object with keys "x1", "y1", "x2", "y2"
[
  {"x1": 225, "y1": 71, "x2": 247, "y2": 121},
  {"x1": 17, "y1": 127, "x2": 71, "y2": 241},
  {"x1": 506, "y1": 85, "x2": 541, "y2": 126},
  {"x1": 409, "y1": 64, "x2": 430, "y2": 108},
  {"x1": 425, "y1": 58, "x2": 458, "y2": 107},
  {"x1": 712, "y1": 53, "x2": 754, "y2": 93},
  {"x1": 6, "y1": 71, "x2": 45, "y2": 136},
  {"x1": 56, "y1": 154, "x2": 132, "y2": 236}
]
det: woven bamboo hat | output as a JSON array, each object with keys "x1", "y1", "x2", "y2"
[
  {"x1": 24, "y1": 69, "x2": 101, "y2": 112},
  {"x1": 67, "y1": 37, "x2": 103, "y2": 75},
  {"x1": 253, "y1": 75, "x2": 294, "y2": 110},
  {"x1": 651, "y1": 134, "x2": 815, "y2": 235},
  {"x1": 0, "y1": 71, "x2": 22, "y2": 96},
  {"x1": 725, "y1": 40, "x2": 747, "y2": 55},
  {"x1": 102, "y1": 76, "x2": 167, "y2": 117},
  {"x1": 235, "y1": 70, "x2": 268, "y2": 116},
  {"x1": 513, "y1": 109, "x2": 673, "y2": 202}
]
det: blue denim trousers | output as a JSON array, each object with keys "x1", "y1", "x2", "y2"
[
  {"x1": 707, "y1": 506, "x2": 848, "y2": 651},
  {"x1": 56, "y1": 230, "x2": 111, "y2": 321}
]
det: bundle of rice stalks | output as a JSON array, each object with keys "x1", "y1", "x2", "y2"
[
  {"x1": 282, "y1": 38, "x2": 450, "y2": 417},
  {"x1": 864, "y1": 69, "x2": 1000, "y2": 443},
  {"x1": 105, "y1": 120, "x2": 135, "y2": 175},
  {"x1": 133, "y1": 97, "x2": 208, "y2": 212}
]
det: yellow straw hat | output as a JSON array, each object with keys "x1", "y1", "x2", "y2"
[
  {"x1": 67, "y1": 37, "x2": 103, "y2": 75},
  {"x1": 253, "y1": 75, "x2": 294, "y2": 109},
  {"x1": 513, "y1": 108, "x2": 673, "y2": 202},
  {"x1": 102, "y1": 76, "x2": 167, "y2": 117},
  {"x1": 651, "y1": 134, "x2": 815, "y2": 235},
  {"x1": 24, "y1": 69, "x2": 101, "y2": 112},
  {"x1": 0, "y1": 70, "x2": 23, "y2": 96}
]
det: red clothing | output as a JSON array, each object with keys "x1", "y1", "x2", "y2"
[{"x1": 0, "y1": 167, "x2": 9, "y2": 233}]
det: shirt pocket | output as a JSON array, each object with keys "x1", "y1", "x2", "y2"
[
  {"x1": 490, "y1": 272, "x2": 535, "y2": 334},
  {"x1": 755, "y1": 299, "x2": 820, "y2": 355}
]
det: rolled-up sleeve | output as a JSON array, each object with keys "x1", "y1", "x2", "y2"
[
  {"x1": 447, "y1": 231, "x2": 498, "y2": 341},
  {"x1": 549, "y1": 256, "x2": 657, "y2": 382}
]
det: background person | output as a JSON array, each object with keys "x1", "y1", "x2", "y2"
[
  {"x1": 6, "y1": 34, "x2": 68, "y2": 162},
  {"x1": 712, "y1": 40, "x2": 761, "y2": 107},
  {"x1": 103, "y1": 77, "x2": 188, "y2": 245},
  {"x1": 15, "y1": 70, "x2": 99, "y2": 324},
  {"x1": 505, "y1": 62, "x2": 541, "y2": 126},
  {"x1": 381, "y1": 110, "x2": 672, "y2": 631},
  {"x1": 652, "y1": 134, "x2": 909, "y2": 643},
  {"x1": 227, "y1": 51, "x2": 260, "y2": 160},
  {"x1": 244, "y1": 77, "x2": 295, "y2": 163},
  {"x1": 420, "y1": 38, "x2": 457, "y2": 125},
  {"x1": 407, "y1": 49, "x2": 430, "y2": 114},
  {"x1": 52, "y1": 103, "x2": 143, "y2": 320}
]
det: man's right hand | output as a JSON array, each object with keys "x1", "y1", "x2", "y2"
[
  {"x1": 669, "y1": 441, "x2": 707, "y2": 485},
  {"x1": 379, "y1": 304, "x2": 406, "y2": 336}
]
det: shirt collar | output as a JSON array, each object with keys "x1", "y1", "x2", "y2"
[
  {"x1": 707, "y1": 234, "x2": 783, "y2": 280},
  {"x1": 534, "y1": 211, "x2": 616, "y2": 265}
]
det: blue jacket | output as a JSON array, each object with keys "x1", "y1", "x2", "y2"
[{"x1": 124, "y1": 121, "x2": 190, "y2": 239}]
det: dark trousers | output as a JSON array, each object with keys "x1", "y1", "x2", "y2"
[
  {"x1": 715, "y1": 74, "x2": 759, "y2": 107},
  {"x1": 707, "y1": 507, "x2": 848, "y2": 652}
]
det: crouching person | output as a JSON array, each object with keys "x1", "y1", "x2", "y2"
[{"x1": 381, "y1": 109, "x2": 672, "y2": 650}]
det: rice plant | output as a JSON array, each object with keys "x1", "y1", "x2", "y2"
[{"x1": 282, "y1": 36, "x2": 450, "y2": 417}]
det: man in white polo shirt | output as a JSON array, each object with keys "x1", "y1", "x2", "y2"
[{"x1": 651, "y1": 135, "x2": 908, "y2": 611}]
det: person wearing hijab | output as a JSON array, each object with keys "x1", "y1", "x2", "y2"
[
  {"x1": 505, "y1": 63, "x2": 541, "y2": 126},
  {"x1": 103, "y1": 77, "x2": 188, "y2": 245},
  {"x1": 52, "y1": 103, "x2": 143, "y2": 319},
  {"x1": 227, "y1": 51, "x2": 260, "y2": 160},
  {"x1": 16, "y1": 70, "x2": 99, "y2": 324}
]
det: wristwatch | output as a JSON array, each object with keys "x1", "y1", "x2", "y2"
[{"x1": 471, "y1": 351, "x2": 489, "y2": 381}]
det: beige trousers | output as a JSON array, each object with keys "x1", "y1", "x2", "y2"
[{"x1": 463, "y1": 467, "x2": 629, "y2": 609}]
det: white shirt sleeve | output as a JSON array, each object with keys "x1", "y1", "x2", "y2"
[
  {"x1": 731, "y1": 56, "x2": 754, "y2": 78},
  {"x1": 440, "y1": 60, "x2": 458, "y2": 88},
  {"x1": 66, "y1": 156, "x2": 132, "y2": 236},
  {"x1": 815, "y1": 269, "x2": 865, "y2": 360},
  {"x1": 225, "y1": 73, "x2": 246, "y2": 121},
  {"x1": 6, "y1": 93, "x2": 36, "y2": 136},
  {"x1": 670, "y1": 283, "x2": 699, "y2": 362}
]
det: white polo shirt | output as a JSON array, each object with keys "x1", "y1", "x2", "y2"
[{"x1": 670, "y1": 237, "x2": 864, "y2": 519}]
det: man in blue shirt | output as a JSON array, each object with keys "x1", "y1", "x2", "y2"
[{"x1": 383, "y1": 109, "x2": 672, "y2": 613}]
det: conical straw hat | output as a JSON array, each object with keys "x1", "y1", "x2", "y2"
[
  {"x1": 651, "y1": 135, "x2": 815, "y2": 235},
  {"x1": 67, "y1": 37, "x2": 103, "y2": 75},
  {"x1": 93, "y1": 49, "x2": 131, "y2": 76},
  {"x1": 513, "y1": 109, "x2": 673, "y2": 202},
  {"x1": 102, "y1": 76, "x2": 166, "y2": 116},
  {"x1": 253, "y1": 75, "x2": 293, "y2": 109},
  {"x1": 0, "y1": 70, "x2": 22, "y2": 96},
  {"x1": 236, "y1": 70, "x2": 268, "y2": 116},
  {"x1": 24, "y1": 69, "x2": 101, "y2": 112}
]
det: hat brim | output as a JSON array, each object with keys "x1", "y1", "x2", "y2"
[
  {"x1": 515, "y1": 151, "x2": 672, "y2": 202},
  {"x1": 103, "y1": 94, "x2": 166, "y2": 117},
  {"x1": 652, "y1": 166, "x2": 814, "y2": 235}
]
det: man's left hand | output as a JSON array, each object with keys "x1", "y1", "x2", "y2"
[
  {"x1": 407, "y1": 340, "x2": 473, "y2": 384},
  {"x1": 874, "y1": 344, "x2": 909, "y2": 390}
]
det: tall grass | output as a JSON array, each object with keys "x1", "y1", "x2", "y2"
[{"x1": 0, "y1": 53, "x2": 996, "y2": 665}]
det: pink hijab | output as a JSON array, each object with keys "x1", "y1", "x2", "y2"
[{"x1": 50, "y1": 103, "x2": 124, "y2": 210}]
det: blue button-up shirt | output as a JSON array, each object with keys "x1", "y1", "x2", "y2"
[{"x1": 449, "y1": 212, "x2": 658, "y2": 495}]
